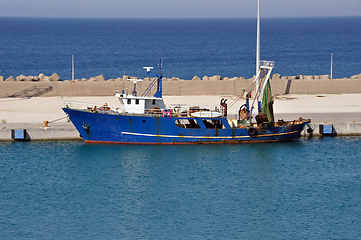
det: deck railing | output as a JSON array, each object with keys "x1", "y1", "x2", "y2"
[
  {"x1": 64, "y1": 101, "x2": 226, "y2": 118},
  {"x1": 64, "y1": 101, "x2": 97, "y2": 111}
]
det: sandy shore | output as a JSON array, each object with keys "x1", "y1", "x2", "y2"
[{"x1": 1, "y1": 94, "x2": 361, "y2": 125}]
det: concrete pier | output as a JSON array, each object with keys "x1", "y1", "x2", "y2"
[
  {"x1": 2, "y1": 120, "x2": 361, "y2": 142},
  {"x1": 1, "y1": 95, "x2": 361, "y2": 141},
  {"x1": 2, "y1": 73, "x2": 361, "y2": 142},
  {"x1": 278, "y1": 113, "x2": 361, "y2": 138},
  {"x1": 0, "y1": 106, "x2": 361, "y2": 141},
  {"x1": 0, "y1": 123, "x2": 81, "y2": 141}
]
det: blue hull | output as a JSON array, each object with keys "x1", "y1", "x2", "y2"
[{"x1": 63, "y1": 108, "x2": 308, "y2": 144}]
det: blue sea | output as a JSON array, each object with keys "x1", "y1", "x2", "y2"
[
  {"x1": 1, "y1": 137, "x2": 361, "y2": 239},
  {"x1": 0, "y1": 17, "x2": 360, "y2": 80}
]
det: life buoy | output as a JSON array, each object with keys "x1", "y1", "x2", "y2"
[
  {"x1": 247, "y1": 127, "x2": 258, "y2": 137},
  {"x1": 162, "y1": 109, "x2": 173, "y2": 117}
]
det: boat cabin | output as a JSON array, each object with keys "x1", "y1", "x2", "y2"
[{"x1": 115, "y1": 93, "x2": 166, "y2": 114}]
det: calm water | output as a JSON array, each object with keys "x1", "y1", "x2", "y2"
[
  {"x1": 1, "y1": 137, "x2": 361, "y2": 239},
  {"x1": 0, "y1": 17, "x2": 360, "y2": 80}
]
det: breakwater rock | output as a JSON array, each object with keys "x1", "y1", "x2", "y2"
[
  {"x1": 1, "y1": 73, "x2": 361, "y2": 97},
  {"x1": 3, "y1": 73, "x2": 61, "y2": 82}
]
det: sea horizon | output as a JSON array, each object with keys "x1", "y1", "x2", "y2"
[
  {"x1": 1, "y1": 16, "x2": 360, "y2": 80},
  {"x1": 1, "y1": 15, "x2": 361, "y2": 20}
]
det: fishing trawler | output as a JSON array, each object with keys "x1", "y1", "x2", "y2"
[
  {"x1": 62, "y1": 1, "x2": 310, "y2": 144},
  {"x1": 62, "y1": 59, "x2": 310, "y2": 144}
]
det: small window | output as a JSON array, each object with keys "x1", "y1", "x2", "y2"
[
  {"x1": 135, "y1": 99, "x2": 139, "y2": 105},
  {"x1": 127, "y1": 99, "x2": 131, "y2": 104},
  {"x1": 152, "y1": 99, "x2": 156, "y2": 105}
]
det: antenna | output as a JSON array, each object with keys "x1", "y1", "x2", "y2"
[
  {"x1": 143, "y1": 67, "x2": 153, "y2": 72},
  {"x1": 122, "y1": 70, "x2": 125, "y2": 94},
  {"x1": 128, "y1": 78, "x2": 144, "y2": 96}
]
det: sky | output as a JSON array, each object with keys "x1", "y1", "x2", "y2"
[{"x1": 0, "y1": 0, "x2": 360, "y2": 19}]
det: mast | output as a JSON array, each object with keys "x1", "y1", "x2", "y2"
[
  {"x1": 256, "y1": 0, "x2": 260, "y2": 76},
  {"x1": 256, "y1": 0, "x2": 262, "y2": 112},
  {"x1": 157, "y1": 58, "x2": 163, "y2": 98},
  {"x1": 141, "y1": 59, "x2": 163, "y2": 98}
]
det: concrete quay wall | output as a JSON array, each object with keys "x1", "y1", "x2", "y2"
[
  {"x1": 305, "y1": 122, "x2": 361, "y2": 138},
  {"x1": 1, "y1": 74, "x2": 361, "y2": 97},
  {"x1": 2, "y1": 122, "x2": 361, "y2": 142},
  {"x1": 0, "y1": 124, "x2": 82, "y2": 142}
]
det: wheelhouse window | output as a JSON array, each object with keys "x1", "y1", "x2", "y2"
[
  {"x1": 135, "y1": 99, "x2": 139, "y2": 105},
  {"x1": 175, "y1": 119, "x2": 200, "y2": 129},
  {"x1": 127, "y1": 99, "x2": 131, "y2": 104},
  {"x1": 202, "y1": 119, "x2": 224, "y2": 129}
]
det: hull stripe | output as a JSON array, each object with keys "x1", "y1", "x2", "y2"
[
  {"x1": 85, "y1": 139, "x2": 294, "y2": 145},
  {"x1": 121, "y1": 130, "x2": 302, "y2": 139}
]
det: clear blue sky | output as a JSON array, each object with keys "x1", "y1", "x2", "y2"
[{"x1": 0, "y1": 0, "x2": 360, "y2": 18}]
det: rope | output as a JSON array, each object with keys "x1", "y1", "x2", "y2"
[
  {"x1": 141, "y1": 77, "x2": 157, "y2": 97},
  {"x1": 49, "y1": 116, "x2": 68, "y2": 123},
  {"x1": 228, "y1": 68, "x2": 266, "y2": 108}
]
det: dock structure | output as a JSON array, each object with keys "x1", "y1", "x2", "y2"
[
  {"x1": 1, "y1": 113, "x2": 361, "y2": 142},
  {"x1": 1, "y1": 75, "x2": 361, "y2": 141},
  {"x1": 1, "y1": 123, "x2": 82, "y2": 141}
]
